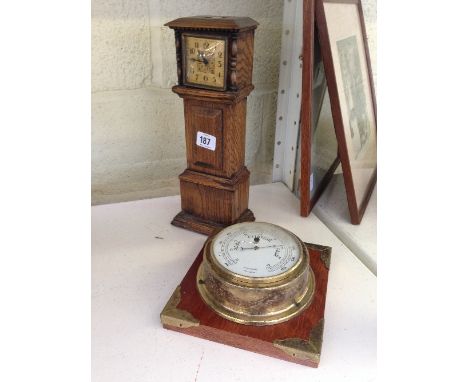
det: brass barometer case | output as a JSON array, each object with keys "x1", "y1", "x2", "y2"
[{"x1": 196, "y1": 222, "x2": 315, "y2": 325}]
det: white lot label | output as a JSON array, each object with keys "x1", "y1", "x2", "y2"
[{"x1": 196, "y1": 131, "x2": 216, "y2": 151}]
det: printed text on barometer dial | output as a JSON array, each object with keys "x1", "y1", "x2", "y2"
[{"x1": 213, "y1": 231, "x2": 301, "y2": 278}]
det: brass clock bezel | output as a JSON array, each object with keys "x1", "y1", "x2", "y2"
[{"x1": 181, "y1": 32, "x2": 228, "y2": 91}]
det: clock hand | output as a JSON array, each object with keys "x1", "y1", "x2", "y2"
[
  {"x1": 197, "y1": 50, "x2": 209, "y2": 64},
  {"x1": 190, "y1": 57, "x2": 209, "y2": 64},
  {"x1": 204, "y1": 42, "x2": 218, "y2": 54},
  {"x1": 203, "y1": 49, "x2": 216, "y2": 59}
]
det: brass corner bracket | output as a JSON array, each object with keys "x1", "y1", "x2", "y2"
[
  {"x1": 273, "y1": 319, "x2": 324, "y2": 363},
  {"x1": 160, "y1": 285, "x2": 199, "y2": 329},
  {"x1": 305, "y1": 242, "x2": 331, "y2": 269}
]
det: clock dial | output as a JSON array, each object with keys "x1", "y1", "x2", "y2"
[
  {"x1": 183, "y1": 35, "x2": 226, "y2": 89},
  {"x1": 211, "y1": 222, "x2": 302, "y2": 278}
]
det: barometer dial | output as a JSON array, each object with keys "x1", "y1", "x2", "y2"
[{"x1": 211, "y1": 222, "x2": 302, "y2": 278}]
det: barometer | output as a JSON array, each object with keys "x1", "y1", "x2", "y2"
[
  {"x1": 161, "y1": 222, "x2": 332, "y2": 367},
  {"x1": 197, "y1": 222, "x2": 315, "y2": 325}
]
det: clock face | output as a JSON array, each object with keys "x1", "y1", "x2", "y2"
[
  {"x1": 183, "y1": 34, "x2": 227, "y2": 90},
  {"x1": 211, "y1": 222, "x2": 302, "y2": 278}
]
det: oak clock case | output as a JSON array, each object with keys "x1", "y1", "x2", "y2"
[{"x1": 165, "y1": 17, "x2": 259, "y2": 236}]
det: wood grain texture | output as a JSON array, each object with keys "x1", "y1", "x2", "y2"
[
  {"x1": 165, "y1": 16, "x2": 258, "y2": 33},
  {"x1": 161, "y1": 242, "x2": 331, "y2": 368},
  {"x1": 175, "y1": 167, "x2": 252, "y2": 228},
  {"x1": 299, "y1": 0, "x2": 315, "y2": 217},
  {"x1": 186, "y1": 103, "x2": 224, "y2": 173},
  {"x1": 182, "y1": 98, "x2": 247, "y2": 178},
  {"x1": 173, "y1": 84, "x2": 254, "y2": 103},
  {"x1": 299, "y1": 1, "x2": 341, "y2": 218},
  {"x1": 167, "y1": 18, "x2": 257, "y2": 235},
  {"x1": 179, "y1": 166, "x2": 249, "y2": 190},
  {"x1": 228, "y1": 31, "x2": 255, "y2": 91},
  {"x1": 174, "y1": 30, "x2": 183, "y2": 84},
  {"x1": 171, "y1": 209, "x2": 255, "y2": 236},
  {"x1": 170, "y1": 22, "x2": 256, "y2": 92}
]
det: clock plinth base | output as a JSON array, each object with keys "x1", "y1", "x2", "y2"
[
  {"x1": 172, "y1": 167, "x2": 254, "y2": 235},
  {"x1": 171, "y1": 208, "x2": 255, "y2": 236},
  {"x1": 160, "y1": 242, "x2": 331, "y2": 368}
]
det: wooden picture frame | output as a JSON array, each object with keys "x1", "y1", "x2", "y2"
[
  {"x1": 316, "y1": 0, "x2": 377, "y2": 224},
  {"x1": 299, "y1": 0, "x2": 340, "y2": 217}
]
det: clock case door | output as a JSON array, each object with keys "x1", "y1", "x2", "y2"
[{"x1": 183, "y1": 98, "x2": 246, "y2": 178}]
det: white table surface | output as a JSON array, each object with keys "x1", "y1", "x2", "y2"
[
  {"x1": 92, "y1": 182, "x2": 376, "y2": 382},
  {"x1": 314, "y1": 174, "x2": 377, "y2": 275}
]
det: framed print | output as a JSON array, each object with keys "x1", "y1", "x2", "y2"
[
  {"x1": 316, "y1": 0, "x2": 377, "y2": 224},
  {"x1": 298, "y1": 0, "x2": 340, "y2": 216}
]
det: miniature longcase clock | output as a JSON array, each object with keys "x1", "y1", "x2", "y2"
[{"x1": 165, "y1": 16, "x2": 258, "y2": 235}]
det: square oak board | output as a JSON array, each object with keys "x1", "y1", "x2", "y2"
[{"x1": 161, "y1": 242, "x2": 331, "y2": 368}]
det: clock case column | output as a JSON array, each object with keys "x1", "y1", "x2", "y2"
[
  {"x1": 171, "y1": 86, "x2": 255, "y2": 236},
  {"x1": 166, "y1": 17, "x2": 259, "y2": 236}
]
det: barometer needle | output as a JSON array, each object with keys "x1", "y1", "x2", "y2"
[{"x1": 239, "y1": 245, "x2": 283, "y2": 251}]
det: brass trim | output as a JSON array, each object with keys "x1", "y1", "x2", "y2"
[
  {"x1": 196, "y1": 223, "x2": 318, "y2": 326},
  {"x1": 160, "y1": 285, "x2": 199, "y2": 329},
  {"x1": 207, "y1": 222, "x2": 308, "y2": 286},
  {"x1": 197, "y1": 264, "x2": 315, "y2": 325},
  {"x1": 305, "y1": 242, "x2": 331, "y2": 270},
  {"x1": 196, "y1": 254, "x2": 316, "y2": 326},
  {"x1": 273, "y1": 319, "x2": 324, "y2": 362}
]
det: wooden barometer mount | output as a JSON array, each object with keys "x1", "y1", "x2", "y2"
[
  {"x1": 165, "y1": 16, "x2": 259, "y2": 236},
  {"x1": 161, "y1": 222, "x2": 331, "y2": 368}
]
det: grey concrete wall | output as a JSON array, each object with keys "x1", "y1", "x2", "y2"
[{"x1": 92, "y1": 0, "x2": 284, "y2": 205}]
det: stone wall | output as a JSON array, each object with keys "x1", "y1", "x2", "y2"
[{"x1": 92, "y1": 0, "x2": 284, "y2": 204}]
